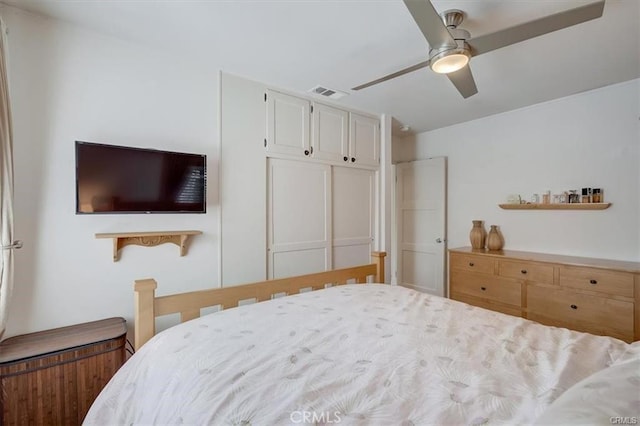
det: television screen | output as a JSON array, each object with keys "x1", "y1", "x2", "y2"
[{"x1": 75, "y1": 141, "x2": 206, "y2": 214}]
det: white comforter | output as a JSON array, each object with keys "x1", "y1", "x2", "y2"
[{"x1": 85, "y1": 284, "x2": 631, "y2": 425}]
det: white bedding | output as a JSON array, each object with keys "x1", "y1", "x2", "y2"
[{"x1": 85, "y1": 284, "x2": 631, "y2": 425}]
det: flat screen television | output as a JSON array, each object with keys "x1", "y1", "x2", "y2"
[{"x1": 75, "y1": 141, "x2": 206, "y2": 214}]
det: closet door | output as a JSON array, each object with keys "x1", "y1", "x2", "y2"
[
  {"x1": 266, "y1": 90, "x2": 310, "y2": 157},
  {"x1": 311, "y1": 103, "x2": 348, "y2": 162},
  {"x1": 332, "y1": 167, "x2": 375, "y2": 270},
  {"x1": 268, "y1": 159, "x2": 331, "y2": 279},
  {"x1": 349, "y1": 113, "x2": 379, "y2": 167}
]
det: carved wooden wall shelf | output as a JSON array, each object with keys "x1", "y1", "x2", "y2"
[{"x1": 95, "y1": 231, "x2": 202, "y2": 262}]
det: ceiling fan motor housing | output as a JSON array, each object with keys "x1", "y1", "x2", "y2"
[
  {"x1": 429, "y1": 8, "x2": 471, "y2": 73},
  {"x1": 441, "y1": 9, "x2": 465, "y2": 29}
]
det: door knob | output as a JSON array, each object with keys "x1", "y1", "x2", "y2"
[{"x1": 435, "y1": 238, "x2": 445, "y2": 243}]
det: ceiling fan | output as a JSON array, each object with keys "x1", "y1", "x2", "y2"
[{"x1": 352, "y1": 0, "x2": 605, "y2": 98}]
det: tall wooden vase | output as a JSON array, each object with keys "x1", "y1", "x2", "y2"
[
  {"x1": 487, "y1": 225, "x2": 505, "y2": 251},
  {"x1": 469, "y1": 220, "x2": 486, "y2": 249}
]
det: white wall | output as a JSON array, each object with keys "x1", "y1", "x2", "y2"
[
  {"x1": 2, "y1": 5, "x2": 220, "y2": 337},
  {"x1": 397, "y1": 79, "x2": 640, "y2": 262},
  {"x1": 219, "y1": 72, "x2": 267, "y2": 285}
]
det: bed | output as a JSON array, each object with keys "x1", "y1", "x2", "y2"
[{"x1": 85, "y1": 253, "x2": 640, "y2": 425}]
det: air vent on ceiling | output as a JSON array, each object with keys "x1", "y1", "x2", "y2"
[{"x1": 308, "y1": 85, "x2": 348, "y2": 100}]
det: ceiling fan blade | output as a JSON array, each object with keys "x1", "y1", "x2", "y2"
[
  {"x1": 351, "y1": 59, "x2": 431, "y2": 90},
  {"x1": 402, "y1": 0, "x2": 457, "y2": 49},
  {"x1": 447, "y1": 65, "x2": 478, "y2": 98},
  {"x1": 467, "y1": 0, "x2": 605, "y2": 56}
]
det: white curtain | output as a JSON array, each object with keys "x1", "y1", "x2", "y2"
[{"x1": 0, "y1": 16, "x2": 15, "y2": 339}]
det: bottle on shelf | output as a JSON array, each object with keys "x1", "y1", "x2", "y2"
[{"x1": 568, "y1": 190, "x2": 579, "y2": 203}]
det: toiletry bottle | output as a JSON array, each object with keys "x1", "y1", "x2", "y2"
[
  {"x1": 592, "y1": 188, "x2": 602, "y2": 203},
  {"x1": 560, "y1": 192, "x2": 568, "y2": 203},
  {"x1": 568, "y1": 190, "x2": 578, "y2": 203}
]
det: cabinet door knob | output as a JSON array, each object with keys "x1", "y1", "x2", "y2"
[
  {"x1": 570, "y1": 304, "x2": 578, "y2": 310},
  {"x1": 351, "y1": 157, "x2": 356, "y2": 163},
  {"x1": 480, "y1": 287, "x2": 486, "y2": 291},
  {"x1": 304, "y1": 150, "x2": 310, "y2": 156},
  {"x1": 469, "y1": 262, "x2": 474, "y2": 267},
  {"x1": 343, "y1": 156, "x2": 348, "y2": 162},
  {"x1": 589, "y1": 279, "x2": 597, "y2": 285},
  {"x1": 520, "y1": 270, "x2": 527, "y2": 274}
]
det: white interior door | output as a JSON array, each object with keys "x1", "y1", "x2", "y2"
[
  {"x1": 332, "y1": 167, "x2": 375, "y2": 270},
  {"x1": 395, "y1": 158, "x2": 446, "y2": 296},
  {"x1": 268, "y1": 158, "x2": 331, "y2": 279}
]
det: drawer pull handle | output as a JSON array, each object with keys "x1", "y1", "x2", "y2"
[
  {"x1": 480, "y1": 287, "x2": 487, "y2": 291},
  {"x1": 469, "y1": 262, "x2": 474, "y2": 267},
  {"x1": 570, "y1": 304, "x2": 578, "y2": 310},
  {"x1": 589, "y1": 279, "x2": 597, "y2": 285},
  {"x1": 520, "y1": 269, "x2": 527, "y2": 274}
]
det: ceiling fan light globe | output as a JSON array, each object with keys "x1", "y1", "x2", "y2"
[{"x1": 430, "y1": 51, "x2": 470, "y2": 74}]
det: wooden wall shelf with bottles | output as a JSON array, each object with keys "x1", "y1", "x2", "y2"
[{"x1": 498, "y1": 203, "x2": 611, "y2": 210}]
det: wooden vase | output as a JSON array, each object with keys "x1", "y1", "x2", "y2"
[
  {"x1": 487, "y1": 225, "x2": 504, "y2": 251},
  {"x1": 469, "y1": 220, "x2": 486, "y2": 249}
]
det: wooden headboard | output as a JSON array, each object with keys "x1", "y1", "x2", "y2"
[{"x1": 133, "y1": 252, "x2": 386, "y2": 350}]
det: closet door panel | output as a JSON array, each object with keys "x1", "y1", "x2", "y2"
[
  {"x1": 333, "y1": 244, "x2": 371, "y2": 270},
  {"x1": 266, "y1": 90, "x2": 310, "y2": 157},
  {"x1": 332, "y1": 167, "x2": 374, "y2": 269},
  {"x1": 349, "y1": 113, "x2": 379, "y2": 167},
  {"x1": 268, "y1": 159, "x2": 331, "y2": 279},
  {"x1": 272, "y1": 249, "x2": 328, "y2": 280},
  {"x1": 312, "y1": 103, "x2": 348, "y2": 162}
]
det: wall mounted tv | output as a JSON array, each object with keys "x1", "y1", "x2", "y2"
[{"x1": 75, "y1": 141, "x2": 206, "y2": 214}]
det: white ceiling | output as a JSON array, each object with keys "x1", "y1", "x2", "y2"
[{"x1": 3, "y1": 0, "x2": 639, "y2": 133}]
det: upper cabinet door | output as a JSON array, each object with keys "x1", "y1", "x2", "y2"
[
  {"x1": 266, "y1": 90, "x2": 310, "y2": 157},
  {"x1": 311, "y1": 103, "x2": 348, "y2": 163},
  {"x1": 349, "y1": 113, "x2": 380, "y2": 167}
]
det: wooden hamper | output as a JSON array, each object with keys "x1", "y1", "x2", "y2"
[{"x1": 0, "y1": 317, "x2": 127, "y2": 425}]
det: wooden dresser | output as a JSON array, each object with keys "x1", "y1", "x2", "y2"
[
  {"x1": 0, "y1": 317, "x2": 127, "y2": 425},
  {"x1": 449, "y1": 247, "x2": 640, "y2": 342}
]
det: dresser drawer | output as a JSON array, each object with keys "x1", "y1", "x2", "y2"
[
  {"x1": 450, "y1": 270, "x2": 521, "y2": 306},
  {"x1": 559, "y1": 266, "x2": 634, "y2": 297},
  {"x1": 499, "y1": 260, "x2": 554, "y2": 284},
  {"x1": 451, "y1": 293, "x2": 522, "y2": 317},
  {"x1": 450, "y1": 253, "x2": 494, "y2": 274},
  {"x1": 527, "y1": 285, "x2": 633, "y2": 341}
]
